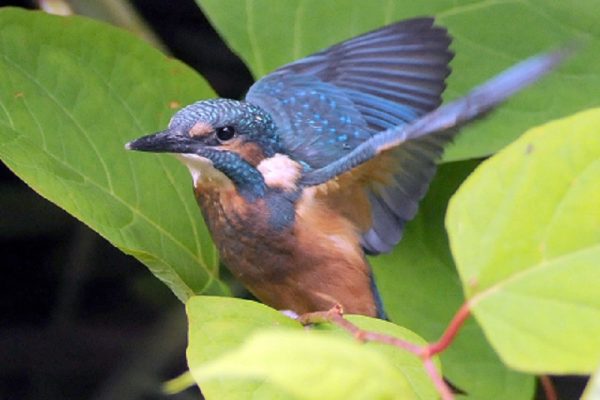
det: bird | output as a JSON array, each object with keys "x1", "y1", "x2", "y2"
[{"x1": 126, "y1": 17, "x2": 566, "y2": 319}]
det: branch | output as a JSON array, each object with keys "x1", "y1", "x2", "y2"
[
  {"x1": 37, "y1": 0, "x2": 74, "y2": 15},
  {"x1": 422, "y1": 301, "x2": 471, "y2": 357},
  {"x1": 300, "y1": 302, "x2": 472, "y2": 400},
  {"x1": 540, "y1": 375, "x2": 558, "y2": 400}
]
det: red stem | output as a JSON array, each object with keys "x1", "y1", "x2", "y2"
[
  {"x1": 422, "y1": 301, "x2": 471, "y2": 357},
  {"x1": 299, "y1": 302, "x2": 474, "y2": 400},
  {"x1": 540, "y1": 375, "x2": 558, "y2": 400},
  {"x1": 423, "y1": 358, "x2": 454, "y2": 400}
]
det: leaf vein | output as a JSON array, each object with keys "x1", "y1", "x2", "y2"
[{"x1": 0, "y1": 52, "x2": 115, "y2": 192}]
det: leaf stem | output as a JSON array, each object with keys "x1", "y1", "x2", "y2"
[
  {"x1": 37, "y1": 0, "x2": 74, "y2": 15},
  {"x1": 540, "y1": 375, "x2": 558, "y2": 400},
  {"x1": 421, "y1": 301, "x2": 471, "y2": 357},
  {"x1": 300, "y1": 302, "x2": 473, "y2": 400},
  {"x1": 299, "y1": 304, "x2": 422, "y2": 353},
  {"x1": 423, "y1": 357, "x2": 455, "y2": 400}
]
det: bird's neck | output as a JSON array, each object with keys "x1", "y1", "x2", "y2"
[
  {"x1": 191, "y1": 148, "x2": 268, "y2": 200},
  {"x1": 195, "y1": 179, "x2": 298, "y2": 243},
  {"x1": 179, "y1": 149, "x2": 305, "y2": 234}
]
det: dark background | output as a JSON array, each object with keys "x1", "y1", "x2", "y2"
[{"x1": 0, "y1": 1, "x2": 588, "y2": 399}]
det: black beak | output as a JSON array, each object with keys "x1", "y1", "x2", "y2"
[{"x1": 125, "y1": 129, "x2": 197, "y2": 154}]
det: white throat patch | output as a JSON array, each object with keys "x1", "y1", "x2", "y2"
[
  {"x1": 257, "y1": 153, "x2": 302, "y2": 192},
  {"x1": 175, "y1": 153, "x2": 233, "y2": 189}
]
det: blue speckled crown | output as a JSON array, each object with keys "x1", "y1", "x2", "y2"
[{"x1": 169, "y1": 98, "x2": 281, "y2": 157}]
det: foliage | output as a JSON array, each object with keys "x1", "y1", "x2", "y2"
[
  {"x1": 0, "y1": 2, "x2": 598, "y2": 399},
  {"x1": 447, "y1": 108, "x2": 600, "y2": 373},
  {"x1": 374, "y1": 161, "x2": 535, "y2": 399},
  {"x1": 197, "y1": 0, "x2": 600, "y2": 161},
  {"x1": 186, "y1": 297, "x2": 436, "y2": 399},
  {"x1": 0, "y1": 8, "x2": 223, "y2": 301}
]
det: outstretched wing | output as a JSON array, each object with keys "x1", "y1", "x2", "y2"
[
  {"x1": 246, "y1": 17, "x2": 454, "y2": 254},
  {"x1": 300, "y1": 48, "x2": 568, "y2": 250}
]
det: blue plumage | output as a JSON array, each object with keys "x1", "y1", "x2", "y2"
[
  {"x1": 127, "y1": 17, "x2": 565, "y2": 318},
  {"x1": 247, "y1": 17, "x2": 452, "y2": 253},
  {"x1": 247, "y1": 73, "x2": 371, "y2": 168},
  {"x1": 171, "y1": 98, "x2": 282, "y2": 157}
]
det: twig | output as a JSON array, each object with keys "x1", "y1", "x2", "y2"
[
  {"x1": 423, "y1": 357, "x2": 454, "y2": 400},
  {"x1": 299, "y1": 304, "x2": 422, "y2": 353},
  {"x1": 540, "y1": 375, "x2": 558, "y2": 400},
  {"x1": 38, "y1": 0, "x2": 74, "y2": 15},
  {"x1": 300, "y1": 302, "x2": 472, "y2": 400},
  {"x1": 67, "y1": 0, "x2": 169, "y2": 53},
  {"x1": 421, "y1": 301, "x2": 471, "y2": 357}
]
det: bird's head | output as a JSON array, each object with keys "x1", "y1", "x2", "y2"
[{"x1": 126, "y1": 99, "x2": 295, "y2": 199}]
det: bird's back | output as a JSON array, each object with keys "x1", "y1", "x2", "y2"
[{"x1": 246, "y1": 18, "x2": 454, "y2": 255}]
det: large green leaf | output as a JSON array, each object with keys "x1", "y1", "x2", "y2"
[
  {"x1": 314, "y1": 315, "x2": 438, "y2": 400},
  {"x1": 373, "y1": 161, "x2": 534, "y2": 400},
  {"x1": 194, "y1": 330, "x2": 416, "y2": 400},
  {"x1": 447, "y1": 108, "x2": 600, "y2": 373},
  {"x1": 187, "y1": 296, "x2": 300, "y2": 399},
  {"x1": 0, "y1": 8, "x2": 223, "y2": 300},
  {"x1": 186, "y1": 296, "x2": 436, "y2": 400},
  {"x1": 197, "y1": 0, "x2": 599, "y2": 161}
]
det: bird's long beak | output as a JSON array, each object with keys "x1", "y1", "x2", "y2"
[{"x1": 125, "y1": 129, "x2": 197, "y2": 154}]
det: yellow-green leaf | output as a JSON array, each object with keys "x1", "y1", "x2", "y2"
[
  {"x1": 374, "y1": 161, "x2": 535, "y2": 400},
  {"x1": 583, "y1": 364, "x2": 600, "y2": 400},
  {"x1": 193, "y1": 330, "x2": 416, "y2": 400},
  {"x1": 186, "y1": 296, "x2": 435, "y2": 399},
  {"x1": 447, "y1": 108, "x2": 600, "y2": 373}
]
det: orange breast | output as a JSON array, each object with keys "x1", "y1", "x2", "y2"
[{"x1": 195, "y1": 185, "x2": 378, "y2": 317}]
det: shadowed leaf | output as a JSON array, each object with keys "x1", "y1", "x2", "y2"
[{"x1": 197, "y1": 0, "x2": 599, "y2": 161}]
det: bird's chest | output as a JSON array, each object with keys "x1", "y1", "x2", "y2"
[
  {"x1": 195, "y1": 187, "x2": 297, "y2": 283},
  {"x1": 194, "y1": 185, "x2": 375, "y2": 316}
]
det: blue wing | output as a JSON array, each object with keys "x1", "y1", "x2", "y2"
[
  {"x1": 246, "y1": 17, "x2": 454, "y2": 254},
  {"x1": 299, "y1": 48, "x2": 568, "y2": 250}
]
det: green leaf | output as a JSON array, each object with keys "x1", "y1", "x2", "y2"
[
  {"x1": 0, "y1": 8, "x2": 223, "y2": 300},
  {"x1": 193, "y1": 330, "x2": 416, "y2": 400},
  {"x1": 447, "y1": 108, "x2": 600, "y2": 373},
  {"x1": 373, "y1": 161, "x2": 535, "y2": 400},
  {"x1": 186, "y1": 296, "x2": 436, "y2": 400},
  {"x1": 186, "y1": 296, "x2": 301, "y2": 399},
  {"x1": 315, "y1": 315, "x2": 438, "y2": 400},
  {"x1": 197, "y1": 0, "x2": 600, "y2": 161},
  {"x1": 186, "y1": 296, "x2": 301, "y2": 360}
]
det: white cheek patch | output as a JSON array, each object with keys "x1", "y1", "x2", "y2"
[
  {"x1": 257, "y1": 153, "x2": 302, "y2": 192},
  {"x1": 175, "y1": 153, "x2": 233, "y2": 189}
]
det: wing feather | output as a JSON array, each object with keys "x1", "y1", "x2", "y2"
[{"x1": 246, "y1": 17, "x2": 454, "y2": 254}]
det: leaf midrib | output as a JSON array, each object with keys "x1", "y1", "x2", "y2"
[{"x1": 471, "y1": 243, "x2": 600, "y2": 306}]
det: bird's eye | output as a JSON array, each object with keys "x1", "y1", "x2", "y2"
[{"x1": 215, "y1": 126, "x2": 236, "y2": 142}]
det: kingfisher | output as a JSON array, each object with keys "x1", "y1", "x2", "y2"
[{"x1": 127, "y1": 18, "x2": 565, "y2": 319}]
